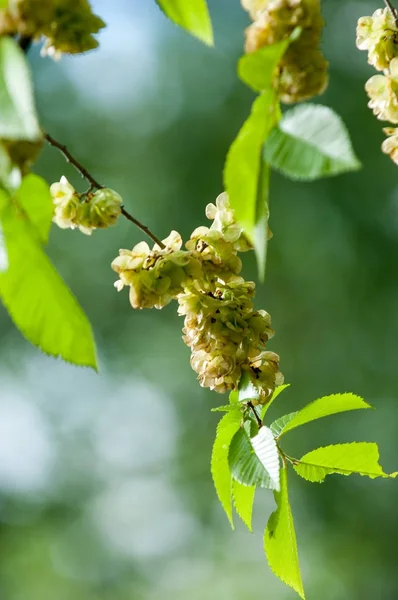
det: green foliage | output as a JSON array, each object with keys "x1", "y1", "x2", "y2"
[
  {"x1": 264, "y1": 104, "x2": 361, "y2": 181},
  {"x1": 238, "y1": 39, "x2": 290, "y2": 92},
  {"x1": 293, "y1": 443, "x2": 398, "y2": 483},
  {"x1": 232, "y1": 479, "x2": 256, "y2": 532},
  {"x1": 224, "y1": 92, "x2": 278, "y2": 247},
  {"x1": 261, "y1": 383, "x2": 290, "y2": 419},
  {"x1": 251, "y1": 425, "x2": 280, "y2": 490},
  {"x1": 0, "y1": 188, "x2": 97, "y2": 369},
  {"x1": 224, "y1": 34, "x2": 296, "y2": 276},
  {"x1": 15, "y1": 174, "x2": 53, "y2": 243},
  {"x1": 211, "y1": 409, "x2": 242, "y2": 527},
  {"x1": 270, "y1": 411, "x2": 298, "y2": 437},
  {"x1": 277, "y1": 392, "x2": 372, "y2": 437},
  {"x1": 229, "y1": 426, "x2": 274, "y2": 489},
  {"x1": 264, "y1": 466, "x2": 305, "y2": 599},
  {"x1": 253, "y1": 160, "x2": 270, "y2": 279},
  {"x1": 156, "y1": 0, "x2": 213, "y2": 46},
  {"x1": 229, "y1": 426, "x2": 270, "y2": 488},
  {"x1": 0, "y1": 37, "x2": 41, "y2": 141}
]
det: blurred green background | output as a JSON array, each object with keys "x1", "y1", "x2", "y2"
[{"x1": 0, "y1": 0, "x2": 397, "y2": 598}]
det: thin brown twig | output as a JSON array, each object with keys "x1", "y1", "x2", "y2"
[
  {"x1": 18, "y1": 35, "x2": 32, "y2": 53},
  {"x1": 384, "y1": 0, "x2": 398, "y2": 26},
  {"x1": 248, "y1": 401, "x2": 262, "y2": 428},
  {"x1": 44, "y1": 132, "x2": 103, "y2": 190},
  {"x1": 43, "y1": 132, "x2": 165, "y2": 248},
  {"x1": 121, "y1": 207, "x2": 165, "y2": 247}
]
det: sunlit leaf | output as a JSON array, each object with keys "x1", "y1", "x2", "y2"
[
  {"x1": 229, "y1": 426, "x2": 274, "y2": 489},
  {"x1": 156, "y1": 0, "x2": 213, "y2": 46},
  {"x1": 264, "y1": 104, "x2": 361, "y2": 181},
  {"x1": 278, "y1": 393, "x2": 372, "y2": 437},
  {"x1": 0, "y1": 222, "x2": 7, "y2": 272},
  {"x1": 0, "y1": 191, "x2": 97, "y2": 368},
  {"x1": 0, "y1": 37, "x2": 41, "y2": 141},
  {"x1": 264, "y1": 466, "x2": 305, "y2": 599},
  {"x1": 251, "y1": 425, "x2": 280, "y2": 490},
  {"x1": 232, "y1": 479, "x2": 256, "y2": 532},
  {"x1": 224, "y1": 91, "x2": 278, "y2": 247},
  {"x1": 211, "y1": 409, "x2": 242, "y2": 527},
  {"x1": 270, "y1": 412, "x2": 298, "y2": 438},
  {"x1": 293, "y1": 443, "x2": 398, "y2": 483},
  {"x1": 15, "y1": 174, "x2": 53, "y2": 243},
  {"x1": 238, "y1": 371, "x2": 261, "y2": 403}
]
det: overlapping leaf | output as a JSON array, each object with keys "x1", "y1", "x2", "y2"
[
  {"x1": 232, "y1": 479, "x2": 256, "y2": 532},
  {"x1": 293, "y1": 443, "x2": 398, "y2": 483},
  {"x1": 211, "y1": 409, "x2": 242, "y2": 526},
  {"x1": 270, "y1": 411, "x2": 298, "y2": 438},
  {"x1": 15, "y1": 174, "x2": 53, "y2": 243},
  {"x1": 263, "y1": 104, "x2": 361, "y2": 181},
  {"x1": 229, "y1": 427, "x2": 272, "y2": 488},
  {"x1": 251, "y1": 425, "x2": 280, "y2": 490},
  {"x1": 224, "y1": 91, "x2": 278, "y2": 246}
]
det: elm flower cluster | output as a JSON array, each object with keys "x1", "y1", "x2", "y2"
[
  {"x1": 111, "y1": 231, "x2": 202, "y2": 310},
  {"x1": 50, "y1": 176, "x2": 122, "y2": 234},
  {"x1": 242, "y1": 0, "x2": 328, "y2": 103},
  {"x1": 112, "y1": 193, "x2": 283, "y2": 403},
  {"x1": 0, "y1": 0, "x2": 105, "y2": 58},
  {"x1": 357, "y1": 7, "x2": 398, "y2": 164},
  {"x1": 356, "y1": 8, "x2": 398, "y2": 71},
  {"x1": 382, "y1": 127, "x2": 398, "y2": 163}
]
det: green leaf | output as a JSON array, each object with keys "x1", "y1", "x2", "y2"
[
  {"x1": 251, "y1": 425, "x2": 280, "y2": 490},
  {"x1": 0, "y1": 193, "x2": 97, "y2": 369},
  {"x1": 264, "y1": 466, "x2": 305, "y2": 599},
  {"x1": 211, "y1": 409, "x2": 242, "y2": 527},
  {"x1": 278, "y1": 393, "x2": 372, "y2": 438},
  {"x1": 238, "y1": 371, "x2": 261, "y2": 403},
  {"x1": 254, "y1": 159, "x2": 270, "y2": 280},
  {"x1": 263, "y1": 104, "x2": 361, "y2": 181},
  {"x1": 224, "y1": 90, "x2": 279, "y2": 246},
  {"x1": 15, "y1": 174, "x2": 53, "y2": 243},
  {"x1": 156, "y1": 0, "x2": 213, "y2": 46},
  {"x1": 0, "y1": 222, "x2": 8, "y2": 272},
  {"x1": 238, "y1": 39, "x2": 290, "y2": 92},
  {"x1": 211, "y1": 404, "x2": 237, "y2": 412},
  {"x1": 229, "y1": 426, "x2": 274, "y2": 489},
  {"x1": 229, "y1": 390, "x2": 239, "y2": 404},
  {"x1": 270, "y1": 412, "x2": 298, "y2": 438},
  {"x1": 232, "y1": 479, "x2": 256, "y2": 532},
  {"x1": 0, "y1": 37, "x2": 41, "y2": 141},
  {"x1": 293, "y1": 443, "x2": 398, "y2": 483},
  {"x1": 261, "y1": 383, "x2": 291, "y2": 419}
]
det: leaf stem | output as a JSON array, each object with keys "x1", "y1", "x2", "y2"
[
  {"x1": 277, "y1": 445, "x2": 299, "y2": 466},
  {"x1": 248, "y1": 401, "x2": 262, "y2": 428},
  {"x1": 43, "y1": 132, "x2": 165, "y2": 248}
]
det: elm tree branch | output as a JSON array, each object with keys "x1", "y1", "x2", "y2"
[{"x1": 43, "y1": 133, "x2": 165, "y2": 248}]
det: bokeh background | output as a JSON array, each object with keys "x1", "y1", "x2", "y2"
[{"x1": 0, "y1": 0, "x2": 397, "y2": 598}]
